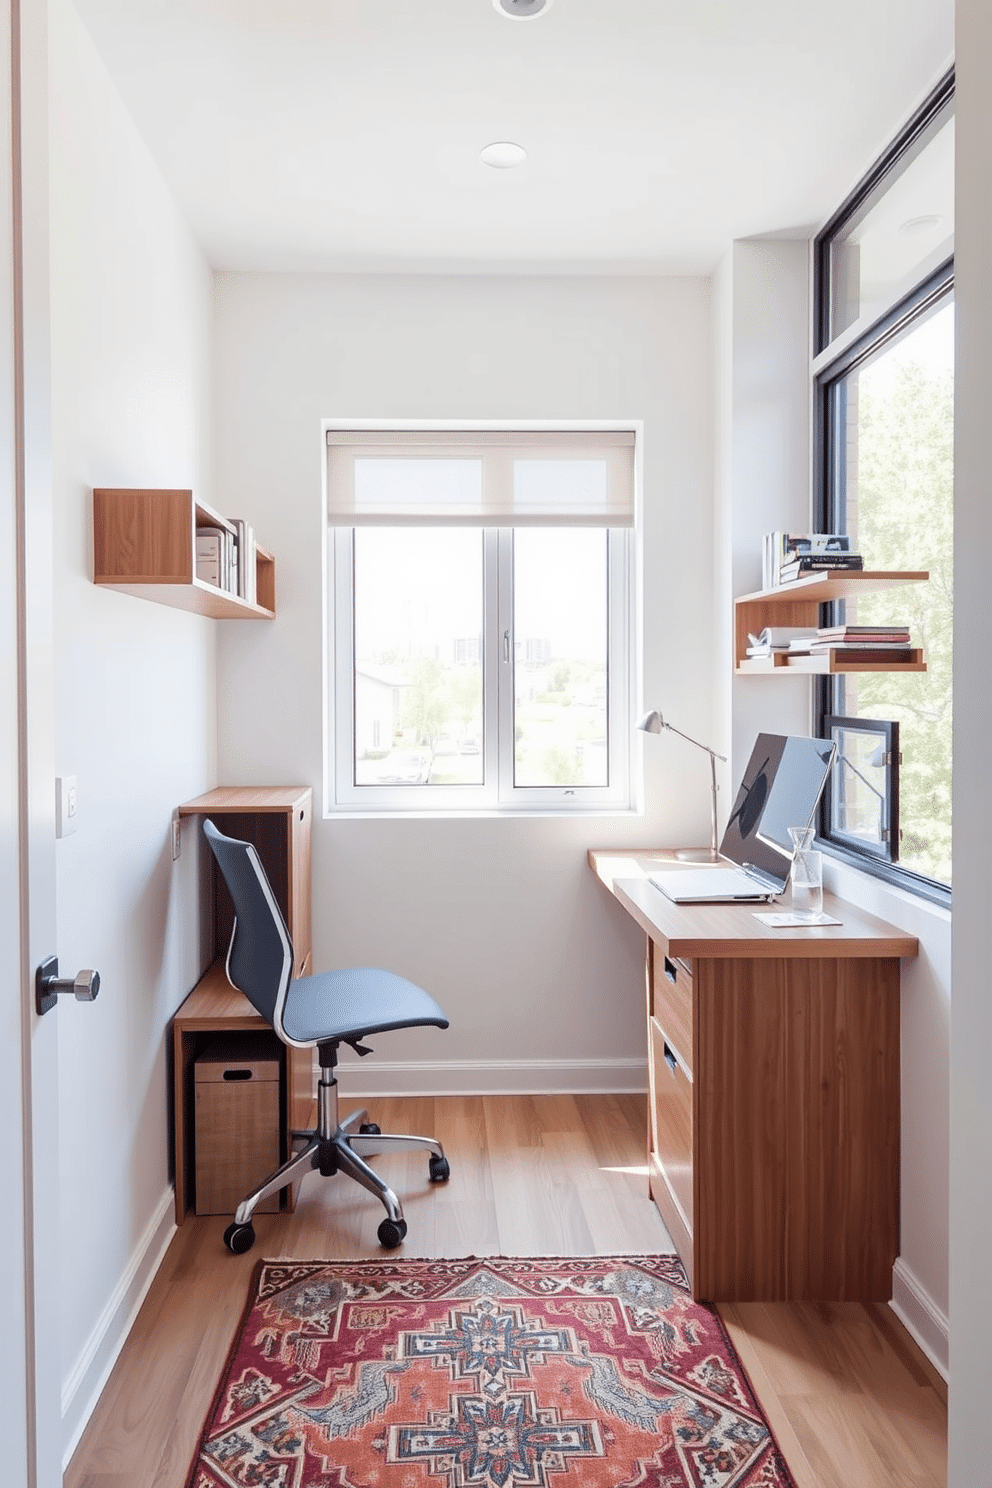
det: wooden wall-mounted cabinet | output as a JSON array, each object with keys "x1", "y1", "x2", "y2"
[{"x1": 93, "y1": 487, "x2": 275, "y2": 619}]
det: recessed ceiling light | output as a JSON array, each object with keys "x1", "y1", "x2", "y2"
[
  {"x1": 492, "y1": 0, "x2": 554, "y2": 18},
  {"x1": 898, "y1": 214, "x2": 943, "y2": 237},
  {"x1": 480, "y1": 141, "x2": 527, "y2": 169}
]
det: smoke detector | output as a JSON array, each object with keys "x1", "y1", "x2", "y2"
[
  {"x1": 492, "y1": 0, "x2": 554, "y2": 18},
  {"x1": 480, "y1": 141, "x2": 528, "y2": 168}
]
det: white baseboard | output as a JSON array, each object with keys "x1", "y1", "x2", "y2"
[
  {"x1": 335, "y1": 1057, "x2": 649, "y2": 1099},
  {"x1": 61, "y1": 1185, "x2": 177, "y2": 1469},
  {"x1": 890, "y1": 1256, "x2": 948, "y2": 1380}
]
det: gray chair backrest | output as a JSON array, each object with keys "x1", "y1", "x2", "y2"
[{"x1": 203, "y1": 819, "x2": 294, "y2": 1036}]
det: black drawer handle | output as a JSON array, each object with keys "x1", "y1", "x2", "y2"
[
  {"x1": 223, "y1": 1069, "x2": 253, "y2": 1082},
  {"x1": 663, "y1": 1041, "x2": 678, "y2": 1075},
  {"x1": 663, "y1": 956, "x2": 677, "y2": 984}
]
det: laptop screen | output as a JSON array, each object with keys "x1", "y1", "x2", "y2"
[{"x1": 720, "y1": 733, "x2": 836, "y2": 887}]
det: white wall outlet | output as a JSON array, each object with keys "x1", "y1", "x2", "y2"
[
  {"x1": 55, "y1": 775, "x2": 77, "y2": 838},
  {"x1": 171, "y1": 816, "x2": 182, "y2": 861}
]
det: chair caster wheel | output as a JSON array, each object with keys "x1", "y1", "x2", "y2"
[
  {"x1": 429, "y1": 1155, "x2": 451, "y2": 1183},
  {"x1": 224, "y1": 1221, "x2": 256, "y2": 1255},
  {"x1": 359, "y1": 1122, "x2": 381, "y2": 1135},
  {"x1": 377, "y1": 1216, "x2": 407, "y2": 1249}
]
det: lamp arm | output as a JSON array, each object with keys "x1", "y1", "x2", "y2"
[
  {"x1": 660, "y1": 719, "x2": 725, "y2": 859},
  {"x1": 661, "y1": 720, "x2": 728, "y2": 765}
]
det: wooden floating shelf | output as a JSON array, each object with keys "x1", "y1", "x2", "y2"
[
  {"x1": 736, "y1": 569, "x2": 929, "y2": 606},
  {"x1": 739, "y1": 648, "x2": 926, "y2": 675},
  {"x1": 93, "y1": 488, "x2": 276, "y2": 619},
  {"x1": 734, "y1": 568, "x2": 929, "y2": 674}
]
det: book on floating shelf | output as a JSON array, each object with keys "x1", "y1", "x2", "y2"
[
  {"x1": 814, "y1": 624, "x2": 911, "y2": 643},
  {"x1": 779, "y1": 553, "x2": 864, "y2": 583},
  {"x1": 762, "y1": 531, "x2": 857, "y2": 588},
  {"x1": 195, "y1": 528, "x2": 223, "y2": 588},
  {"x1": 785, "y1": 624, "x2": 915, "y2": 657}
]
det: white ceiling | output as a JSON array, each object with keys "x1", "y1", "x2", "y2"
[{"x1": 72, "y1": 0, "x2": 954, "y2": 275}]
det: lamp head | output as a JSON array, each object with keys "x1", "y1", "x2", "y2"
[{"x1": 637, "y1": 710, "x2": 665, "y2": 734}]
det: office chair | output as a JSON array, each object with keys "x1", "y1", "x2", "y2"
[{"x1": 203, "y1": 818, "x2": 450, "y2": 1253}]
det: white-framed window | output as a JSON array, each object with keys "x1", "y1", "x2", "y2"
[{"x1": 325, "y1": 425, "x2": 638, "y2": 815}]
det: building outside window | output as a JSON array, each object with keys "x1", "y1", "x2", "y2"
[
  {"x1": 325, "y1": 427, "x2": 636, "y2": 814},
  {"x1": 814, "y1": 73, "x2": 953, "y2": 898}
]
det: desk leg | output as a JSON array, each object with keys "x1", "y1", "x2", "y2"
[{"x1": 173, "y1": 1024, "x2": 197, "y2": 1225}]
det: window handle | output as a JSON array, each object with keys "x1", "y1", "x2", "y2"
[{"x1": 502, "y1": 629, "x2": 510, "y2": 663}]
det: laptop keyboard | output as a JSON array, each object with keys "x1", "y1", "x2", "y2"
[{"x1": 649, "y1": 867, "x2": 780, "y2": 901}]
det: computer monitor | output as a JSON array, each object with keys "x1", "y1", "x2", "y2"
[{"x1": 720, "y1": 732, "x2": 836, "y2": 885}]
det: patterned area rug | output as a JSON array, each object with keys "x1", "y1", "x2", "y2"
[{"x1": 186, "y1": 1255, "x2": 797, "y2": 1488}]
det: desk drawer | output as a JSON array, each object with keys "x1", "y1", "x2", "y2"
[
  {"x1": 652, "y1": 951, "x2": 693, "y2": 1073},
  {"x1": 649, "y1": 1015, "x2": 693, "y2": 1233}
]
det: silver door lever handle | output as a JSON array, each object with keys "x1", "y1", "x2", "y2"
[{"x1": 36, "y1": 956, "x2": 100, "y2": 1015}]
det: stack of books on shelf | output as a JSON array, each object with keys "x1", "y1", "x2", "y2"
[
  {"x1": 762, "y1": 532, "x2": 863, "y2": 588},
  {"x1": 786, "y1": 624, "x2": 915, "y2": 663},
  {"x1": 195, "y1": 518, "x2": 257, "y2": 604}
]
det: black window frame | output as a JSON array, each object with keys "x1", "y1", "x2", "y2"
[
  {"x1": 812, "y1": 72, "x2": 954, "y2": 911},
  {"x1": 822, "y1": 715, "x2": 900, "y2": 865},
  {"x1": 813, "y1": 69, "x2": 954, "y2": 358}
]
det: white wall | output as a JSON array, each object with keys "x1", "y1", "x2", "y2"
[
  {"x1": 212, "y1": 272, "x2": 713, "y2": 1093},
  {"x1": 949, "y1": 0, "x2": 992, "y2": 1478},
  {"x1": 49, "y1": 0, "x2": 216, "y2": 1459},
  {"x1": 713, "y1": 240, "x2": 812, "y2": 768},
  {"x1": 714, "y1": 236, "x2": 950, "y2": 1371}
]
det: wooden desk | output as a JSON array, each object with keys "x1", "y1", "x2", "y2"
[
  {"x1": 589, "y1": 849, "x2": 919, "y2": 1304},
  {"x1": 172, "y1": 787, "x2": 314, "y2": 1224}
]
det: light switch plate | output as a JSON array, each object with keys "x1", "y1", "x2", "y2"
[{"x1": 56, "y1": 775, "x2": 77, "y2": 838}]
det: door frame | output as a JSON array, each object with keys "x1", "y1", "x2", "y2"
[{"x1": 3, "y1": 0, "x2": 62, "y2": 1481}]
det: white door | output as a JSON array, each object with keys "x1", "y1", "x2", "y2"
[{"x1": 1, "y1": 0, "x2": 64, "y2": 1482}]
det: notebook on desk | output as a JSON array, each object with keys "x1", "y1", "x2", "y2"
[{"x1": 649, "y1": 732, "x2": 836, "y2": 904}]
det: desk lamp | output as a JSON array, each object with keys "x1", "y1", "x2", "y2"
[{"x1": 638, "y1": 710, "x2": 726, "y2": 863}]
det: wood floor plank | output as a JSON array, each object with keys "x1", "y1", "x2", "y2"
[{"x1": 65, "y1": 1094, "x2": 946, "y2": 1488}]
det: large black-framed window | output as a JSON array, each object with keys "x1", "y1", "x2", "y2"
[{"x1": 812, "y1": 75, "x2": 954, "y2": 907}]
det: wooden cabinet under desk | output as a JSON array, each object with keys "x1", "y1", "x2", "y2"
[
  {"x1": 589, "y1": 849, "x2": 918, "y2": 1304},
  {"x1": 172, "y1": 787, "x2": 314, "y2": 1225}
]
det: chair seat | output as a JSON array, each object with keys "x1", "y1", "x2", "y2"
[{"x1": 281, "y1": 965, "x2": 449, "y2": 1046}]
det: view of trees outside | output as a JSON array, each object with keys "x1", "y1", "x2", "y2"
[
  {"x1": 838, "y1": 298, "x2": 953, "y2": 884},
  {"x1": 353, "y1": 527, "x2": 485, "y2": 786},
  {"x1": 512, "y1": 528, "x2": 608, "y2": 787},
  {"x1": 352, "y1": 526, "x2": 609, "y2": 789}
]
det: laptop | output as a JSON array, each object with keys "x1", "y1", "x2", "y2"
[{"x1": 650, "y1": 733, "x2": 836, "y2": 904}]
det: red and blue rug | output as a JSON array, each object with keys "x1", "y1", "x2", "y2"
[{"x1": 185, "y1": 1254, "x2": 796, "y2": 1487}]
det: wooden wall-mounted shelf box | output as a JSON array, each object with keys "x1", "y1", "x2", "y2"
[
  {"x1": 93, "y1": 487, "x2": 275, "y2": 619},
  {"x1": 734, "y1": 569, "x2": 929, "y2": 673}
]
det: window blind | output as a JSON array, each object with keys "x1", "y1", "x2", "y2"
[{"x1": 326, "y1": 428, "x2": 635, "y2": 527}]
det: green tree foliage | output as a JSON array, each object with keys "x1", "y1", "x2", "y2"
[
  {"x1": 401, "y1": 656, "x2": 448, "y2": 751},
  {"x1": 844, "y1": 351, "x2": 953, "y2": 883}
]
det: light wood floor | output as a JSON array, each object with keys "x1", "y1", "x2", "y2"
[{"x1": 65, "y1": 1094, "x2": 946, "y2": 1488}]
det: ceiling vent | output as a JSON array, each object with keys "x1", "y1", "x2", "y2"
[{"x1": 492, "y1": 0, "x2": 554, "y2": 17}]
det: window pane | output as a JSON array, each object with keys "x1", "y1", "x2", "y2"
[
  {"x1": 512, "y1": 528, "x2": 608, "y2": 787},
  {"x1": 827, "y1": 112, "x2": 953, "y2": 344},
  {"x1": 832, "y1": 299, "x2": 953, "y2": 883},
  {"x1": 353, "y1": 528, "x2": 484, "y2": 786}
]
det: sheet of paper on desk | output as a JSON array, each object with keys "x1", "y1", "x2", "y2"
[{"x1": 753, "y1": 910, "x2": 842, "y2": 927}]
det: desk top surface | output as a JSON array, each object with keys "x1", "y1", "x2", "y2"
[
  {"x1": 178, "y1": 785, "x2": 312, "y2": 816},
  {"x1": 588, "y1": 848, "x2": 919, "y2": 960}
]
